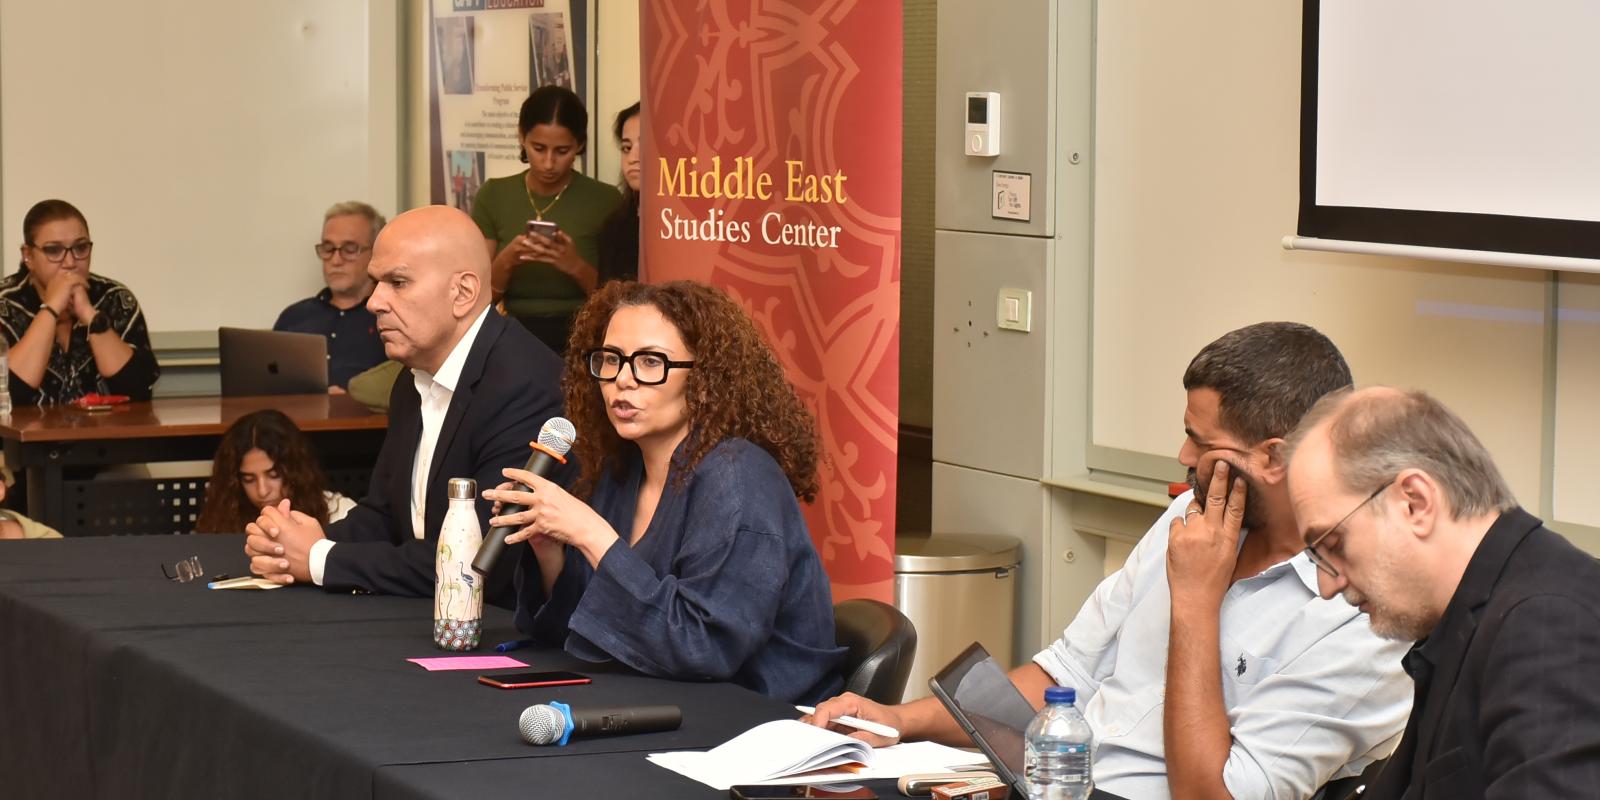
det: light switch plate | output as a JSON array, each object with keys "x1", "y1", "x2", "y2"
[{"x1": 997, "y1": 288, "x2": 1032, "y2": 332}]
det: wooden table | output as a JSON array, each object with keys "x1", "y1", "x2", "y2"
[{"x1": 0, "y1": 394, "x2": 387, "y2": 534}]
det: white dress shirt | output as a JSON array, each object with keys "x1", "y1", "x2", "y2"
[
  {"x1": 309, "y1": 306, "x2": 492, "y2": 586},
  {"x1": 1032, "y1": 491, "x2": 1413, "y2": 800}
]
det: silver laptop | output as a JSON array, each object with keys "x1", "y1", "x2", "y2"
[{"x1": 218, "y1": 328, "x2": 329, "y2": 396}]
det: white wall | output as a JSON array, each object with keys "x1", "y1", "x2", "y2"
[
  {"x1": 1084, "y1": 0, "x2": 1552, "y2": 520},
  {"x1": 0, "y1": 0, "x2": 401, "y2": 335}
]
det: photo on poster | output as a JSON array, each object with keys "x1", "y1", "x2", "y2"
[
  {"x1": 448, "y1": 150, "x2": 487, "y2": 214},
  {"x1": 435, "y1": 16, "x2": 476, "y2": 95},
  {"x1": 528, "y1": 11, "x2": 573, "y2": 90}
]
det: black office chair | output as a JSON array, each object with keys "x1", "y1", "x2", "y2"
[{"x1": 833, "y1": 599, "x2": 918, "y2": 705}]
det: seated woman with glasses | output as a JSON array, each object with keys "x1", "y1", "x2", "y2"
[
  {"x1": 194, "y1": 410, "x2": 356, "y2": 534},
  {"x1": 485, "y1": 280, "x2": 844, "y2": 704},
  {"x1": 0, "y1": 199, "x2": 159, "y2": 405}
]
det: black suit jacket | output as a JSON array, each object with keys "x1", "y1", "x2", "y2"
[
  {"x1": 1366, "y1": 507, "x2": 1600, "y2": 800},
  {"x1": 320, "y1": 309, "x2": 565, "y2": 600}
]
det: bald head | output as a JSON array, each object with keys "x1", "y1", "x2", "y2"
[
  {"x1": 375, "y1": 206, "x2": 491, "y2": 290},
  {"x1": 365, "y1": 205, "x2": 492, "y2": 373},
  {"x1": 1286, "y1": 385, "x2": 1514, "y2": 521}
]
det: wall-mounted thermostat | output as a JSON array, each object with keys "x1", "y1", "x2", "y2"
[{"x1": 965, "y1": 91, "x2": 1000, "y2": 157}]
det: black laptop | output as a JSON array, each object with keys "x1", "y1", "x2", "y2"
[{"x1": 927, "y1": 642, "x2": 1039, "y2": 795}]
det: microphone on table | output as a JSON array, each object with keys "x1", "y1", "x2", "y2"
[
  {"x1": 471, "y1": 416, "x2": 577, "y2": 576},
  {"x1": 518, "y1": 703, "x2": 683, "y2": 746}
]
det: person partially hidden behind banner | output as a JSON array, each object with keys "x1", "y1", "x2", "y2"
[
  {"x1": 244, "y1": 206, "x2": 564, "y2": 602},
  {"x1": 0, "y1": 199, "x2": 159, "y2": 405},
  {"x1": 1284, "y1": 387, "x2": 1600, "y2": 799},
  {"x1": 484, "y1": 280, "x2": 845, "y2": 704},
  {"x1": 807, "y1": 322, "x2": 1413, "y2": 799}
]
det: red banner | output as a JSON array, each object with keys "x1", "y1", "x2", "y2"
[{"x1": 640, "y1": 1, "x2": 902, "y2": 602}]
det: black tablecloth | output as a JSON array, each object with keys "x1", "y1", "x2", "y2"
[{"x1": 1, "y1": 536, "x2": 1126, "y2": 799}]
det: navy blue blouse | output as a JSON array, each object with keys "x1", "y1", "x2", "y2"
[{"x1": 514, "y1": 438, "x2": 845, "y2": 704}]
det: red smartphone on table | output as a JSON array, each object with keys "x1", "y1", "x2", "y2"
[{"x1": 476, "y1": 670, "x2": 590, "y2": 690}]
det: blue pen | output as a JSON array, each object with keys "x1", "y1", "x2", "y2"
[{"x1": 494, "y1": 639, "x2": 535, "y2": 653}]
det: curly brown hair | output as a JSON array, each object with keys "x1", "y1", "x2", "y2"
[
  {"x1": 194, "y1": 410, "x2": 333, "y2": 533},
  {"x1": 562, "y1": 280, "x2": 820, "y2": 502}
]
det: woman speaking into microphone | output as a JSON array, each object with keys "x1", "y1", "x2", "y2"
[{"x1": 484, "y1": 280, "x2": 843, "y2": 704}]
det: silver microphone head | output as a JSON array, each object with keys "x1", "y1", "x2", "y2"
[
  {"x1": 518, "y1": 704, "x2": 566, "y2": 746},
  {"x1": 537, "y1": 417, "x2": 577, "y2": 457}
]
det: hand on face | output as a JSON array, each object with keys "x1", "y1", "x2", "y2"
[
  {"x1": 69, "y1": 282, "x2": 96, "y2": 322},
  {"x1": 42, "y1": 270, "x2": 85, "y2": 318},
  {"x1": 244, "y1": 499, "x2": 325, "y2": 585},
  {"x1": 1167, "y1": 455, "x2": 1247, "y2": 607}
]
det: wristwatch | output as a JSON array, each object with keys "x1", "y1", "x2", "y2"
[{"x1": 88, "y1": 312, "x2": 111, "y2": 335}]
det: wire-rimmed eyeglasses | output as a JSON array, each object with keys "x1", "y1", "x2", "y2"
[
  {"x1": 161, "y1": 555, "x2": 205, "y2": 583},
  {"x1": 1304, "y1": 479, "x2": 1394, "y2": 578}
]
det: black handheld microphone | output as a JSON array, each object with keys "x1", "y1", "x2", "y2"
[
  {"x1": 518, "y1": 703, "x2": 683, "y2": 746},
  {"x1": 471, "y1": 416, "x2": 577, "y2": 576}
]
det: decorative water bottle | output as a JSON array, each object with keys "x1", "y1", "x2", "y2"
[
  {"x1": 1024, "y1": 686, "x2": 1094, "y2": 800},
  {"x1": 433, "y1": 478, "x2": 484, "y2": 651},
  {"x1": 0, "y1": 335, "x2": 11, "y2": 416}
]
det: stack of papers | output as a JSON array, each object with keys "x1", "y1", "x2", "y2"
[{"x1": 648, "y1": 719, "x2": 990, "y2": 790}]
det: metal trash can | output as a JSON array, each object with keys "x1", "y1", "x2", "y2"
[{"x1": 894, "y1": 533, "x2": 1021, "y2": 700}]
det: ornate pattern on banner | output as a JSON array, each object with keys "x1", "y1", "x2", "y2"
[{"x1": 642, "y1": 0, "x2": 902, "y2": 602}]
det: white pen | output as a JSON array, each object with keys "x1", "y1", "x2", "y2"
[{"x1": 795, "y1": 705, "x2": 901, "y2": 739}]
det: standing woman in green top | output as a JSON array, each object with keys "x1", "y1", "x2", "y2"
[{"x1": 472, "y1": 86, "x2": 623, "y2": 353}]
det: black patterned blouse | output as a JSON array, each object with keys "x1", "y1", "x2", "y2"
[{"x1": 0, "y1": 267, "x2": 160, "y2": 405}]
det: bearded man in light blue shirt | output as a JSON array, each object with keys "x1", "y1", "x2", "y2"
[{"x1": 808, "y1": 322, "x2": 1412, "y2": 800}]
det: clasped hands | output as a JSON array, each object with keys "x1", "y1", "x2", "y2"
[
  {"x1": 1167, "y1": 455, "x2": 1248, "y2": 607},
  {"x1": 243, "y1": 499, "x2": 326, "y2": 585},
  {"x1": 42, "y1": 271, "x2": 98, "y2": 323}
]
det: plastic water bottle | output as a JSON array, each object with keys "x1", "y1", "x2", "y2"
[
  {"x1": 0, "y1": 336, "x2": 11, "y2": 416},
  {"x1": 1024, "y1": 686, "x2": 1094, "y2": 799},
  {"x1": 433, "y1": 478, "x2": 484, "y2": 650}
]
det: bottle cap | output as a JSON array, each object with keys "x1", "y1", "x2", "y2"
[
  {"x1": 447, "y1": 478, "x2": 477, "y2": 500},
  {"x1": 1044, "y1": 686, "x2": 1076, "y2": 705}
]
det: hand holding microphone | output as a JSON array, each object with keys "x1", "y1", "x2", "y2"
[{"x1": 472, "y1": 417, "x2": 576, "y2": 576}]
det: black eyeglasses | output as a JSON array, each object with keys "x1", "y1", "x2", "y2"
[
  {"x1": 1304, "y1": 478, "x2": 1394, "y2": 578},
  {"x1": 313, "y1": 241, "x2": 371, "y2": 260},
  {"x1": 585, "y1": 347, "x2": 694, "y2": 386},
  {"x1": 31, "y1": 241, "x2": 93, "y2": 263}
]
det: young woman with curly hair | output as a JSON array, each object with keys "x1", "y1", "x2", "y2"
[
  {"x1": 484, "y1": 280, "x2": 844, "y2": 703},
  {"x1": 194, "y1": 410, "x2": 355, "y2": 533}
]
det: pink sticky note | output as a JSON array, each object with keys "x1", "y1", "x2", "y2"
[{"x1": 408, "y1": 655, "x2": 528, "y2": 672}]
